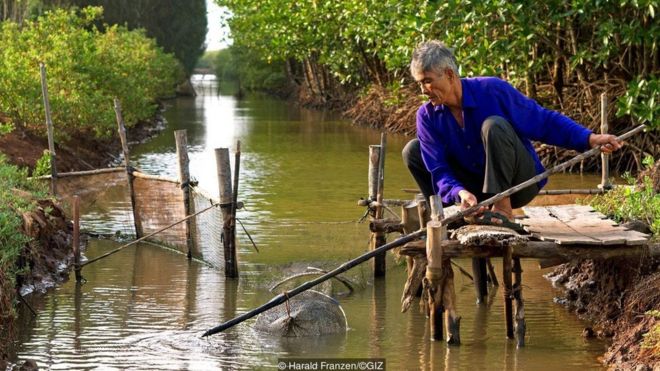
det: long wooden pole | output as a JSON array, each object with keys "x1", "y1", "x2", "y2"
[
  {"x1": 39, "y1": 63, "x2": 58, "y2": 195},
  {"x1": 113, "y1": 98, "x2": 142, "y2": 238},
  {"x1": 215, "y1": 148, "x2": 236, "y2": 277},
  {"x1": 228, "y1": 141, "x2": 241, "y2": 277},
  {"x1": 175, "y1": 130, "x2": 196, "y2": 260},
  {"x1": 373, "y1": 134, "x2": 387, "y2": 276},
  {"x1": 599, "y1": 93, "x2": 612, "y2": 190},
  {"x1": 72, "y1": 195, "x2": 82, "y2": 282},
  {"x1": 201, "y1": 124, "x2": 645, "y2": 336}
]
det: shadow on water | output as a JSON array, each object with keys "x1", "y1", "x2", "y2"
[{"x1": 11, "y1": 76, "x2": 609, "y2": 370}]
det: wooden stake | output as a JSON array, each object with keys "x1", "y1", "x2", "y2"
[
  {"x1": 503, "y1": 245, "x2": 514, "y2": 339},
  {"x1": 368, "y1": 145, "x2": 380, "y2": 201},
  {"x1": 426, "y1": 196, "x2": 446, "y2": 342},
  {"x1": 513, "y1": 257, "x2": 526, "y2": 347},
  {"x1": 72, "y1": 195, "x2": 82, "y2": 282},
  {"x1": 113, "y1": 99, "x2": 142, "y2": 237},
  {"x1": 229, "y1": 141, "x2": 241, "y2": 277},
  {"x1": 599, "y1": 93, "x2": 612, "y2": 190},
  {"x1": 175, "y1": 130, "x2": 197, "y2": 260},
  {"x1": 371, "y1": 136, "x2": 386, "y2": 277},
  {"x1": 215, "y1": 148, "x2": 237, "y2": 278},
  {"x1": 39, "y1": 63, "x2": 58, "y2": 196}
]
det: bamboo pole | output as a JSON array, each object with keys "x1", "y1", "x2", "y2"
[
  {"x1": 372, "y1": 136, "x2": 387, "y2": 277},
  {"x1": 215, "y1": 148, "x2": 237, "y2": 277},
  {"x1": 113, "y1": 99, "x2": 142, "y2": 238},
  {"x1": 502, "y1": 245, "x2": 514, "y2": 339},
  {"x1": 368, "y1": 145, "x2": 380, "y2": 201},
  {"x1": 175, "y1": 130, "x2": 196, "y2": 260},
  {"x1": 72, "y1": 195, "x2": 82, "y2": 282},
  {"x1": 599, "y1": 93, "x2": 612, "y2": 190},
  {"x1": 229, "y1": 141, "x2": 241, "y2": 277},
  {"x1": 39, "y1": 63, "x2": 58, "y2": 195},
  {"x1": 30, "y1": 167, "x2": 124, "y2": 180},
  {"x1": 426, "y1": 220, "x2": 445, "y2": 341},
  {"x1": 513, "y1": 257, "x2": 526, "y2": 347}
]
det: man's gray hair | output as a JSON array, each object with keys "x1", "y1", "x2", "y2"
[{"x1": 410, "y1": 40, "x2": 459, "y2": 77}]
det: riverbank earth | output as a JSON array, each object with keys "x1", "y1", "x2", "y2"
[{"x1": 0, "y1": 110, "x2": 167, "y2": 367}]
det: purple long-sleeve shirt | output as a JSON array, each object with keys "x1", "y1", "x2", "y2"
[{"x1": 416, "y1": 77, "x2": 593, "y2": 205}]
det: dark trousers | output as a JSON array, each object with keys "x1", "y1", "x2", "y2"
[
  {"x1": 401, "y1": 116, "x2": 539, "y2": 208},
  {"x1": 401, "y1": 116, "x2": 540, "y2": 303}
]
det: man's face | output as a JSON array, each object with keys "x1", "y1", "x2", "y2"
[{"x1": 414, "y1": 69, "x2": 452, "y2": 106}]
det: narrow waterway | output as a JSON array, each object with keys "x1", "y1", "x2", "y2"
[{"x1": 13, "y1": 76, "x2": 608, "y2": 370}]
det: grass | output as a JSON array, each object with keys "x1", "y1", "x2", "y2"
[
  {"x1": 587, "y1": 158, "x2": 660, "y2": 237},
  {"x1": 0, "y1": 153, "x2": 47, "y2": 324}
]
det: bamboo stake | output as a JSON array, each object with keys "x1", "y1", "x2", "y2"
[
  {"x1": 39, "y1": 63, "x2": 58, "y2": 195},
  {"x1": 503, "y1": 245, "x2": 514, "y2": 339},
  {"x1": 228, "y1": 141, "x2": 241, "y2": 278},
  {"x1": 175, "y1": 130, "x2": 196, "y2": 260},
  {"x1": 201, "y1": 125, "x2": 645, "y2": 337},
  {"x1": 373, "y1": 135, "x2": 387, "y2": 277},
  {"x1": 72, "y1": 195, "x2": 82, "y2": 282},
  {"x1": 513, "y1": 257, "x2": 526, "y2": 347},
  {"x1": 215, "y1": 148, "x2": 236, "y2": 278},
  {"x1": 113, "y1": 98, "x2": 142, "y2": 238},
  {"x1": 599, "y1": 93, "x2": 612, "y2": 190}
]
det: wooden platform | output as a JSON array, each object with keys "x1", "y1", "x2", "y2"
[{"x1": 520, "y1": 204, "x2": 650, "y2": 245}]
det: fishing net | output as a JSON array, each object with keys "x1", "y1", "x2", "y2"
[{"x1": 54, "y1": 169, "x2": 226, "y2": 268}]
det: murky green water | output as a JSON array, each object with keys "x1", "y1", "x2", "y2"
[{"x1": 12, "y1": 76, "x2": 608, "y2": 370}]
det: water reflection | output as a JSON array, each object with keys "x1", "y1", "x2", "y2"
[{"x1": 13, "y1": 76, "x2": 609, "y2": 370}]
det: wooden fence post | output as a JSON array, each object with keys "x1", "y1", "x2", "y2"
[
  {"x1": 426, "y1": 195, "x2": 460, "y2": 344},
  {"x1": 230, "y1": 141, "x2": 241, "y2": 277},
  {"x1": 175, "y1": 130, "x2": 197, "y2": 260},
  {"x1": 599, "y1": 93, "x2": 612, "y2": 190},
  {"x1": 215, "y1": 148, "x2": 238, "y2": 277},
  {"x1": 113, "y1": 98, "x2": 142, "y2": 238},
  {"x1": 39, "y1": 63, "x2": 58, "y2": 196},
  {"x1": 369, "y1": 139, "x2": 386, "y2": 277},
  {"x1": 72, "y1": 195, "x2": 82, "y2": 282}
]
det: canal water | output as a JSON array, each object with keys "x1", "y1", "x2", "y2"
[{"x1": 12, "y1": 76, "x2": 608, "y2": 370}]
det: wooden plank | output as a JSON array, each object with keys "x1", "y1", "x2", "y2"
[
  {"x1": 521, "y1": 206, "x2": 602, "y2": 244},
  {"x1": 522, "y1": 205, "x2": 650, "y2": 246},
  {"x1": 546, "y1": 205, "x2": 650, "y2": 245}
]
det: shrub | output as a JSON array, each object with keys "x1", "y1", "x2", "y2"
[{"x1": 0, "y1": 7, "x2": 180, "y2": 140}]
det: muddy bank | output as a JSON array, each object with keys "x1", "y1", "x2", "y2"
[
  {"x1": 547, "y1": 256, "x2": 660, "y2": 369},
  {"x1": 0, "y1": 108, "x2": 166, "y2": 174},
  {"x1": 1, "y1": 198, "x2": 76, "y2": 365}
]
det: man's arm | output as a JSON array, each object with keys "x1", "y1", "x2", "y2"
[{"x1": 416, "y1": 108, "x2": 465, "y2": 205}]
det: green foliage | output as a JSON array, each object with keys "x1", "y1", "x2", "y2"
[
  {"x1": 0, "y1": 7, "x2": 179, "y2": 139},
  {"x1": 642, "y1": 310, "x2": 660, "y2": 353},
  {"x1": 214, "y1": 45, "x2": 288, "y2": 94},
  {"x1": 196, "y1": 50, "x2": 219, "y2": 70},
  {"x1": 589, "y1": 157, "x2": 660, "y2": 235},
  {"x1": 0, "y1": 121, "x2": 13, "y2": 135},
  {"x1": 55, "y1": 0, "x2": 208, "y2": 75},
  {"x1": 0, "y1": 153, "x2": 46, "y2": 320},
  {"x1": 33, "y1": 150, "x2": 51, "y2": 177},
  {"x1": 617, "y1": 76, "x2": 659, "y2": 129},
  {"x1": 217, "y1": 0, "x2": 657, "y2": 113}
]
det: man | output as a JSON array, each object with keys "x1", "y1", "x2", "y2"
[
  {"x1": 403, "y1": 40, "x2": 622, "y2": 223},
  {"x1": 402, "y1": 40, "x2": 622, "y2": 303}
]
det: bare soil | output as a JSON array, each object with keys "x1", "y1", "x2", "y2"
[{"x1": 547, "y1": 258, "x2": 660, "y2": 370}]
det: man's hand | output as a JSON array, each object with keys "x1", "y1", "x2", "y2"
[
  {"x1": 589, "y1": 133, "x2": 623, "y2": 154},
  {"x1": 458, "y1": 190, "x2": 486, "y2": 214}
]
